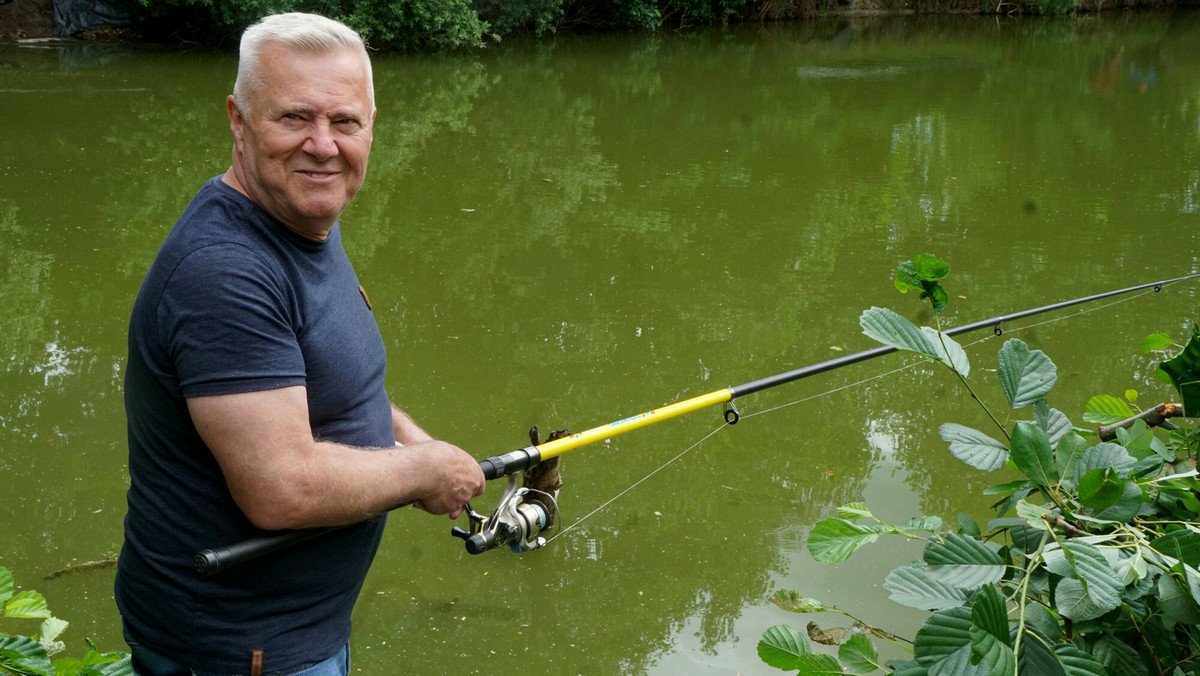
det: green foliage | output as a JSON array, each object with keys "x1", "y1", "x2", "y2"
[
  {"x1": 474, "y1": 0, "x2": 565, "y2": 35},
  {"x1": 894, "y1": 253, "x2": 951, "y2": 313},
  {"x1": 124, "y1": 0, "x2": 758, "y2": 49},
  {"x1": 760, "y1": 256, "x2": 1200, "y2": 675},
  {"x1": 139, "y1": 0, "x2": 716, "y2": 49},
  {"x1": 0, "y1": 567, "x2": 131, "y2": 676},
  {"x1": 1161, "y1": 325, "x2": 1200, "y2": 415},
  {"x1": 128, "y1": 0, "x2": 489, "y2": 50},
  {"x1": 1027, "y1": 0, "x2": 1079, "y2": 15}
]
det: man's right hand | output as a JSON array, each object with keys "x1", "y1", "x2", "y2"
[{"x1": 405, "y1": 440, "x2": 486, "y2": 519}]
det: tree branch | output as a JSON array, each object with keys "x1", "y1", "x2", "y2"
[{"x1": 1097, "y1": 402, "x2": 1185, "y2": 442}]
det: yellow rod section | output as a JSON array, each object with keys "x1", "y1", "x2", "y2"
[{"x1": 535, "y1": 387, "x2": 734, "y2": 461}]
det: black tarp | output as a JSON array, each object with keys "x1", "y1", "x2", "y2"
[{"x1": 53, "y1": 0, "x2": 133, "y2": 36}]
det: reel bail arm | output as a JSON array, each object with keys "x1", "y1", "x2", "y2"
[{"x1": 451, "y1": 474, "x2": 553, "y2": 555}]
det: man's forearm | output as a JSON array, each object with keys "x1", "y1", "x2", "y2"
[{"x1": 391, "y1": 403, "x2": 434, "y2": 445}]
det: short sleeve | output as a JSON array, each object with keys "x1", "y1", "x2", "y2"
[{"x1": 158, "y1": 242, "x2": 307, "y2": 397}]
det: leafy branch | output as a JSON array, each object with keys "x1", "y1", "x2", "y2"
[{"x1": 759, "y1": 255, "x2": 1200, "y2": 676}]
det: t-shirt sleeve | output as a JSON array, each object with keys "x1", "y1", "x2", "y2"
[{"x1": 157, "y1": 242, "x2": 308, "y2": 398}]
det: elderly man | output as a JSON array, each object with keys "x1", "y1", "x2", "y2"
[{"x1": 115, "y1": 13, "x2": 486, "y2": 676}]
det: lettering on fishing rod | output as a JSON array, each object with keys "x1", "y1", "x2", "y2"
[{"x1": 608, "y1": 409, "x2": 660, "y2": 429}]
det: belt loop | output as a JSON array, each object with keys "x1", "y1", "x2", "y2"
[{"x1": 250, "y1": 650, "x2": 264, "y2": 676}]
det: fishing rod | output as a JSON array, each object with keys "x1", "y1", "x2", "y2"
[{"x1": 194, "y1": 272, "x2": 1200, "y2": 575}]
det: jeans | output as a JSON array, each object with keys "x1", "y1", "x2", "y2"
[{"x1": 125, "y1": 631, "x2": 350, "y2": 676}]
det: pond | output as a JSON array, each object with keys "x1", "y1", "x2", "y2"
[{"x1": 1, "y1": 9, "x2": 1198, "y2": 674}]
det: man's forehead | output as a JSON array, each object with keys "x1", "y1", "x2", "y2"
[
  {"x1": 259, "y1": 41, "x2": 368, "y2": 70},
  {"x1": 255, "y1": 45, "x2": 372, "y2": 100}
]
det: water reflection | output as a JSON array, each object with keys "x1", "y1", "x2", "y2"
[{"x1": 0, "y1": 10, "x2": 1198, "y2": 674}]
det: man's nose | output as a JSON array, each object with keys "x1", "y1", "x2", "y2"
[{"x1": 304, "y1": 121, "x2": 339, "y2": 160}]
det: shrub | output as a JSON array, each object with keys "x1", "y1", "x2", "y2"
[{"x1": 760, "y1": 255, "x2": 1200, "y2": 675}]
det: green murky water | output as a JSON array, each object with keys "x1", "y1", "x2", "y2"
[{"x1": 2, "y1": 10, "x2": 1199, "y2": 674}]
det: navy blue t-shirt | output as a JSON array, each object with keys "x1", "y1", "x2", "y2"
[{"x1": 117, "y1": 177, "x2": 394, "y2": 673}]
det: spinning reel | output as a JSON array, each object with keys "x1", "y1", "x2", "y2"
[
  {"x1": 450, "y1": 426, "x2": 565, "y2": 555},
  {"x1": 450, "y1": 473, "x2": 555, "y2": 554}
]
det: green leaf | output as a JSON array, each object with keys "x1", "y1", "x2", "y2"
[
  {"x1": 1054, "y1": 433, "x2": 1089, "y2": 485},
  {"x1": 1035, "y1": 406, "x2": 1073, "y2": 449},
  {"x1": 928, "y1": 644, "x2": 990, "y2": 676},
  {"x1": 1159, "y1": 324, "x2": 1200, "y2": 414},
  {"x1": 939, "y1": 424, "x2": 1008, "y2": 472},
  {"x1": 1077, "y1": 468, "x2": 1124, "y2": 510},
  {"x1": 794, "y1": 653, "x2": 845, "y2": 675},
  {"x1": 97, "y1": 654, "x2": 133, "y2": 676},
  {"x1": 757, "y1": 624, "x2": 811, "y2": 670},
  {"x1": 1157, "y1": 566, "x2": 1200, "y2": 624},
  {"x1": 2, "y1": 591, "x2": 51, "y2": 620},
  {"x1": 1060, "y1": 541, "x2": 1124, "y2": 609},
  {"x1": 982, "y1": 480, "x2": 1029, "y2": 496},
  {"x1": 837, "y1": 503, "x2": 874, "y2": 520},
  {"x1": 895, "y1": 260, "x2": 924, "y2": 293},
  {"x1": 0, "y1": 635, "x2": 52, "y2": 676},
  {"x1": 1011, "y1": 421, "x2": 1057, "y2": 486},
  {"x1": 1115, "y1": 549, "x2": 1148, "y2": 585},
  {"x1": 1149, "y1": 529, "x2": 1200, "y2": 567},
  {"x1": 969, "y1": 627, "x2": 1015, "y2": 676},
  {"x1": 808, "y1": 519, "x2": 887, "y2": 564},
  {"x1": 1016, "y1": 631, "x2": 1067, "y2": 676},
  {"x1": 1142, "y1": 332, "x2": 1175, "y2": 353},
  {"x1": 1088, "y1": 479, "x2": 1142, "y2": 523},
  {"x1": 1083, "y1": 395, "x2": 1135, "y2": 425},
  {"x1": 860, "y1": 307, "x2": 940, "y2": 359},
  {"x1": 895, "y1": 255, "x2": 951, "y2": 314},
  {"x1": 1054, "y1": 578, "x2": 1116, "y2": 621},
  {"x1": 769, "y1": 591, "x2": 830, "y2": 614},
  {"x1": 840, "y1": 634, "x2": 884, "y2": 674},
  {"x1": 902, "y1": 516, "x2": 944, "y2": 532},
  {"x1": 1092, "y1": 635, "x2": 1148, "y2": 676},
  {"x1": 1022, "y1": 604, "x2": 1062, "y2": 642},
  {"x1": 921, "y1": 327, "x2": 970, "y2": 376},
  {"x1": 1014, "y1": 499, "x2": 1051, "y2": 531},
  {"x1": 1072, "y1": 443, "x2": 1136, "y2": 485},
  {"x1": 914, "y1": 254, "x2": 950, "y2": 283},
  {"x1": 0, "y1": 568, "x2": 12, "y2": 605},
  {"x1": 38, "y1": 617, "x2": 68, "y2": 644},
  {"x1": 924, "y1": 533, "x2": 1006, "y2": 588},
  {"x1": 997, "y1": 339, "x2": 1057, "y2": 409},
  {"x1": 969, "y1": 585, "x2": 1009, "y2": 645},
  {"x1": 957, "y1": 514, "x2": 981, "y2": 538},
  {"x1": 885, "y1": 563, "x2": 968, "y2": 611},
  {"x1": 925, "y1": 285, "x2": 950, "y2": 315},
  {"x1": 1053, "y1": 644, "x2": 1108, "y2": 676},
  {"x1": 914, "y1": 607, "x2": 974, "y2": 666},
  {"x1": 888, "y1": 659, "x2": 929, "y2": 676}
]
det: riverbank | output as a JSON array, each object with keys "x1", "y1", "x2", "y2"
[{"x1": 2, "y1": 0, "x2": 1195, "y2": 43}]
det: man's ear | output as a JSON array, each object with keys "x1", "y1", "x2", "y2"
[{"x1": 227, "y1": 95, "x2": 244, "y2": 142}]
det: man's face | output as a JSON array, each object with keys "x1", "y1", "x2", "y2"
[{"x1": 227, "y1": 44, "x2": 375, "y2": 239}]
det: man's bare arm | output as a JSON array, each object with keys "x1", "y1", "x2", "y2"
[
  {"x1": 391, "y1": 403, "x2": 434, "y2": 445},
  {"x1": 188, "y1": 386, "x2": 485, "y2": 530}
]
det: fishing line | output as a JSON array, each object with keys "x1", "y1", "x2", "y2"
[
  {"x1": 545, "y1": 423, "x2": 729, "y2": 544},
  {"x1": 548, "y1": 285, "x2": 1161, "y2": 543}
]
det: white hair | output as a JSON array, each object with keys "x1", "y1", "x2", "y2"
[{"x1": 232, "y1": 13, "x2": 374, "y2": 114}]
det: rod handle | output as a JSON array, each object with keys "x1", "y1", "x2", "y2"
[
  {"x1": 194, "y1": 454, "x2": 525, "y2": 575},
  {"x1": 194, "y1": 527, "x2": 335, "y2": 576},
  {"x1": 478, "y1": 446, "x2": 541, "y2": 480}
]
